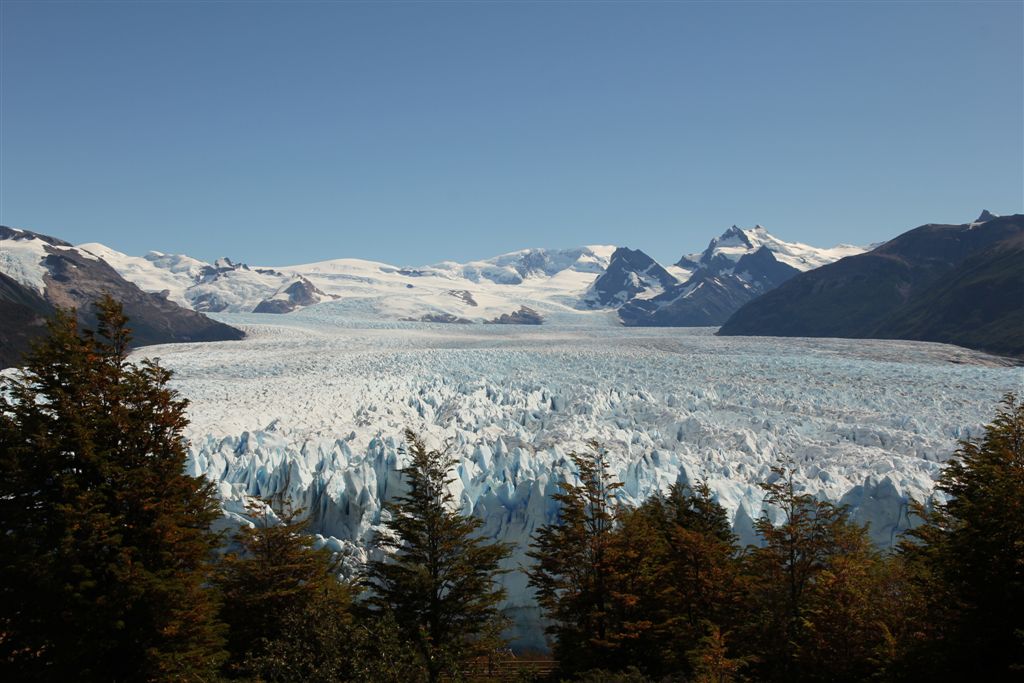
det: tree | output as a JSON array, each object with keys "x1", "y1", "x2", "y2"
[
  {"x1": 527, "y1": 442, "x2": 625, "y2": 676},
  {"x1": 214, "y1": 499, "x2": 356, "y2": 681},
  {"x1": 742, "y1": 464, "x2": 891, "y2": 682},
  {"x1": 899, "y1": 392, "x2": 1024, "y2": 678},
  {"x1": 364, "y1": 430, "x2": 512, "y2": 683},
  {"x1": 619, "y1": 481, "x2": 745, "y2": 678},
  {"x1": 0, "y1": 297, "x2": 226, "y2": 680},
  {"x1": 686, "y1": 622, "x2": 751, "y2": 683}
]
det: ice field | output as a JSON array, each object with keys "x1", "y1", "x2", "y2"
[{"x1": 135, "y1": 308, "x2": 1021, "y2": 646}]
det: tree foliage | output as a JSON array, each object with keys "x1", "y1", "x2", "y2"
[
  {"x1": 741, "y1": 465, "x2": 902, "y2": 682},
  {"x1": 365, "y1": 429, "x2": 512, "y2": 683},
  {"x1": 215, "y1": 499, "x2": 357, "y2": 681},
  {"x1": 622, "y1": 482, "x2": 744, "y2": 679},
  {"x1": 0, "y1": 296, "x2": 225, "y2": 681},
  {"x1": 527, "y1": 443, "x2": 625, "y2": 676},
  {"x1": 900, "y1": 392, "x2": 1024, "y2": 678}
]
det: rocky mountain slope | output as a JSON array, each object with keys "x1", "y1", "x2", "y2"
[
  {"x1": 0, "y1": 226, "x2": 243, "y2": 367},
  {"x1": 620, "y1": 226, "x2": 863, "y2": 326},
  {"x1": 581, "y1": 247, "x2": 679, "y2": 308},
  {"x1": 718, "y1": 213, "x2": 1024, "y2": 358}
]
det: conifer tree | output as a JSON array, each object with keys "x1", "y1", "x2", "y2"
[
  {"x1": 527, "y1": 442, "x2": 624, "y2": 676},
  {"x1": 364, "y1": 430, "x2": 512, "y2": 683},
  {"x1": 215, "y1": 499, "x2": 356, "y2": 681},
  {"x1": 900, "y1": 392, "x2": 1024, "y2": 678},
  {"x1": 0, "y1": 297, "x2": 225, "y2": 681}
]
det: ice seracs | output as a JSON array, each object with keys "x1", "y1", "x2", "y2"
[{"x1": 141, "y1": 314, "x2": 1019, "y2": 648}]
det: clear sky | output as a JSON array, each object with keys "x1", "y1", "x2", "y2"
[{"x1": 1, "y1": 1, "x2": 1021, "y2": 266}]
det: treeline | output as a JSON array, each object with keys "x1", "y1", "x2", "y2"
[{"x1": 1, "y1": 299, "x2": 1021, "y2": 682}]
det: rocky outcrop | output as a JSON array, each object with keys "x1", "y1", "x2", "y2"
[
  {"x1": 253, "y1": 277, "x2": 333, "y2": 314},
  {"x1": 485, "y1": 306, "x2": 544, "y2": 325}
]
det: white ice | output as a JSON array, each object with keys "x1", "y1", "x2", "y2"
[{"x1": 130, "y1": 310, "x2": 1021, "y2": 648}]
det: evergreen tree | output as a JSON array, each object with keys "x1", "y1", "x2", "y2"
[
  {"x1": 364, "y1": 429, "x2": 512, "y2": 683},
  {"x1": 900, "y1": 392, "x2": 1024, "y2": 678},
  {"x1": 215, "y1": 499, "x2": 356, "y2": 681},
  {"x1": 0, "y1": 297, "x2": 225, "y2": 681},
  {"x1": 526, "y1": 443, "x2": 624, "y2": 676}
]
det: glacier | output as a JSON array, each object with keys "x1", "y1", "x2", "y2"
[{"x1": 134, "y1": 308, "x2": 1021, "y2": 648}]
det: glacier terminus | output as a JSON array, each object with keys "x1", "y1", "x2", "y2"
[{"x1": 137, "y1": 309, "x2": 1020, "y2": 648}]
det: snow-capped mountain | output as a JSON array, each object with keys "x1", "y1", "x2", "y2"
[
  {"x1": 678, "y1": 224, "x2": 863, "y2": 273},
  {"x1": 252, "y1": 277, "x2": 336, "y2": 314},
  {"x1": 83, "y1": 228, "x2": 860, "y2": 328},
  {"x1": 620, "y1": 226, "x2": 864, "y2": 326},
  {"x1": 580, "y1": 247, "x2": 680, "y2": 308},
  {"x1": 82, "y1": 243, "x2": 620, "y2": 325},
  {"x1": 719, "y1": 212, "x2": 1024, "y2": 358},
  {"x1": 0, "y1": 227, "x2": 243, "y2": 367},
  {"x1": 76, "y1": 243, "x2": 315, "y2": 314}
]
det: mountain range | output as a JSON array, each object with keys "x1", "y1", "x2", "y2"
[
  {"x1": 2, "y1": 212, "x2": 1019, "y2": 365},
  {"x1": 719, "y1": 212, "x2": 1024, "y2": 358},
  {"x1": 71, "y1": 224, "x2": 861, "y2": 328},
  {"x1": 0, "y1": 227, "x2": 244, "y2": 367}
]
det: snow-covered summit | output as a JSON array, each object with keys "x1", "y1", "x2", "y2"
[
  {"x1": 679, "y1": 224, "x2": 864, "y2": 273},
  {"x1": 73, "y1": 229, "x2": 859, "y2": 326},
  {"x1": 619, "y1": 226, "x2": 865, "y2": 328},
  {"x1": 0, "y1": 227, "x2": 243, "y2": 367},
  {"x1": 581, "y1": 247, "x2": 679, "y2": 308},
  {"x1": 423, "y1": 245, "x2": 616, "y2": 284},
  {"x1": 2, "y1": 227, "x2": 98, "y2": 294},
  {"x1": 75, "y1": 242, "x2": 621, "y2": 323}
]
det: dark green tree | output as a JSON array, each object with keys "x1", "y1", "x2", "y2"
[
  {"x1": 214, "y1": 499, "x2": 357, "y2": 681},
  {"x1": 899, "y1": 392, "x2": 1024, "y2": 679},
  {"x1": 0, "y1": 297, "x2": 226, "y2": 681},
  {"x1": 364, "y1": 430, "x2": 512, "y2": 683},
  {"x1": 526, "y1": 443, "x2": 625, "y2": 676}
]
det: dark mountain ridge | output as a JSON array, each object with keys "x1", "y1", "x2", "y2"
[{"x1": 718, "y1": 213, "x2": 1024, "y2": 358}]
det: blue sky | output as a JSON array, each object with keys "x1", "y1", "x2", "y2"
[{"x1": 1, "y1": 1, "x2": 1021, "y2": 266}]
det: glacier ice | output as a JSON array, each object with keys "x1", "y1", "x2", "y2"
[{"x1": 135, "y1": 312, "x2": 1020, "y2": 648}]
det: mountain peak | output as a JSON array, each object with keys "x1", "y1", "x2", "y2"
[
  {"x1": 717, "y1": 225, "x2": 755, "y2": 248},
  {"x1": 582, "y1": 246, "x2": 677, "y2": 308},
  {"x1": 976, "y1": 210, "x2": 999, "y2": 223}
]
